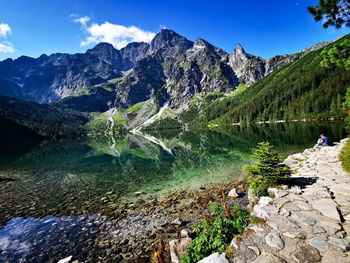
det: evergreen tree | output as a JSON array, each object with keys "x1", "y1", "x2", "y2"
[{"x1": 244, "y1": 142, "x2": 291, "y2": 196}]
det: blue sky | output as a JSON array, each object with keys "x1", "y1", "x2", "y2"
[{"x1": 0, "y1": 0, "x2": 349, "y2": 60}]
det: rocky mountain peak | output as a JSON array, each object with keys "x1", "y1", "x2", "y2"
[
  {"x1": 120, "y1": 42, "x2": 150, "y2": 70},
  {"x1": 149, "y1": 29, "x2": 193, "y2": 54},
  {"x1": 86, "y1": 42, "x2": 122, "y2": 69},
  {"x1": 89, "y1": 42, "x2": 116, "y2": 51},
  {"x1": 234, "y1": 43, "x2": 245, "y2": 54},
  {"x1": 193, "y1": 38, "x2": 216, "y2": 52}
]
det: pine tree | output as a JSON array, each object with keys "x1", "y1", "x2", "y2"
[{"x1": 244, "y1": 142, "x2": 291, "y2": 196}]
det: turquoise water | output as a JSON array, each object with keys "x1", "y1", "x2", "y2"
[{"x1": 0, "y1": 121, "x2": 346, "y2": 262}]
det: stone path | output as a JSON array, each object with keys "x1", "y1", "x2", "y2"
[{"x1": 227, "y1": 138, "x2": 350, "y2": 263}]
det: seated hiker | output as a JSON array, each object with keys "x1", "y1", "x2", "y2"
[{"x1": 316, "y1": 134, "x2": 329, "y2": 147}]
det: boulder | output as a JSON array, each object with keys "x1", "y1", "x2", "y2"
[
  {"x1": 228, "y1": 188, "x2": 239, "y2": 198},
  {"x1": 197, "y1": 253, "x2": 230, "y2": 263},
  {"x1": 169, "y1": 237, "x2": 192, "y2": 263}
]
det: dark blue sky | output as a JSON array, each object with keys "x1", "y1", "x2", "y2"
[{"x1": 0, "y1": 0, "x2": 349, "y2": 60}]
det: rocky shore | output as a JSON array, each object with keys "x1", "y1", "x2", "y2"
[{"x1": 200, "y1": 138, "x2": 350, "y2": 263}]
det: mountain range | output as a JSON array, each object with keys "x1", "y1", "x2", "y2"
[{"x1": 0, "y1": 29, "x2": 347, "y2": 139}]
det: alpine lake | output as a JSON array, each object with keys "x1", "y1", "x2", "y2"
[{"x1": 0, "y1": 121, "x2": 346, "y2": 262}]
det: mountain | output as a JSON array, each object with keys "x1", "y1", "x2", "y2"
[
  {"x1": 164, "y1": 38, "x2": 237, "y2": 109},
  {"x1": 86, "y1": 42, "x2": 123, "y2": 70},
  {"x1": 0, "y1": 52, "x2": 120, "y2": 103},
  {"x1": 120, "y1": 42, "x2": 150, "y2": 70},
  {"x1": 193, "y1": 34, "x2": 350, "y2": 126},
  {"x1": 228, "y1": 44, "x2": 302, "y2": 85},
  {"x1": 0, "y1": 28, "x2": 341, "y2": 135},
  {"x1": 0, "y1": 29, "x2": 327, "y2": 109}
]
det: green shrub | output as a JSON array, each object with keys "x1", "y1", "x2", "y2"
[
  {"x1": 180, "y1": 203, "x2": 250, "y2": 263},
  {"x1": 340, "y1": 139, "x2": 350, "y2": 172},
  {"x1": 244, "y1": 142, "x2": 291, "y2": 196}
]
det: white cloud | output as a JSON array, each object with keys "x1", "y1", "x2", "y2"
[
  {"x1": 0, "y1": 23, "x2": 11, "y2": 37},
  {"x1": 0, "y1": 23, "x2": 14, "y2": 53},
  {"x1": 70, "y1": 15, "x2": 91, "y2": 27},
  {"x1": 0, "y1": 41, "x2": 14, "y2": 53},
  {"x1": 72, "y1": 16, "x2": 156, "y2": 49}
]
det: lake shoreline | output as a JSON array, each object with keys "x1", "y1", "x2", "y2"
[{"x1": 208, "y1": 138, "x2": 350, "y2": 263}]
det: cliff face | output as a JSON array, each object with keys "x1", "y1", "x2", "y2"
[
  {"x1": 228, "y1": 44, "x2": 302, "y2": 85},
  {"x1": 164, "y1": 38, "x2": 238, "y2": 109}
]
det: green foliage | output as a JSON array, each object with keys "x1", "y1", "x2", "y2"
[
  {"x1": 321, "y1": 39, "x2": 350, "y2": 70},
  {"x1": 108, "y1": 77, "x2": 123, "y2": 84},
  {"x1": 244, "y1": 142, "x2": 291, "y2": 196},
  {"x1": 307, "y1": 0, "x2": 350, "y2": 28},
  {"x1": 87, "y1": 110, "x2": 127, "y2": 135},
  {"x1": 76, "y1": 86, "x2": 91, "y2": 96},
  {"x1": 180, "y1": 61, "x2": 190, "y2": 69},
  {"x1": 229, "y1": 84, "x2": 248, "y2": 97},
  {"x1": 123, "y1": 102, "x2": 144, "y2": 113},
  {"x1": 340, "y1": 139, "x2": 350, "y2": 172},
  {"x1": 343, "y1": 87, "x2": 350, "y2": 110},
  {"x1": 204, "y1": 92, "x2": 225, "y2": 103},
  {"x1": 180, "y1": 203, "x2": 250, "y2": 263},
  {"x1": 209, "y1": 68, "x2": 221, "y2": 78}
]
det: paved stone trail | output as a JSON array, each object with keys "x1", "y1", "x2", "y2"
[{"x1": 227, "y1": 139, "x2": 350, "y2": 263}]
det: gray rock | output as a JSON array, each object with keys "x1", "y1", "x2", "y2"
[
  {"x1": 259, "y1": 196, "x2": 274, "y2": 206},
  {"x1": 292, "y1": 245, "x2": 321, "y2": 263},
  {"x1": 311, "y1": 198, "x2": 340, "y2": 221},
  {"x1": 230, "y1": 237, "x2": 238, "y2": 249},
  {"x1": 247, "y1": 224, "x2": 265, "y2": 233},
  {"x1": 336, "y1": 231, "x2": 346, "y2": 238},
  {"x1": 313, "y1": 225, "x2": 326, "y2": 234},
  {"x1": 308, "y1": 237, "x2": 329, "y2": 251},
  {"x1": 329, "y1": 237, "x2": 350, "y2": 251},
  {"x1": 264, "y1": 232, "x2": 284, "y2": 250},
  {"x1": 252, "y1": 252, "x2": 286, "y2": 263},
  {"x1": 247, "y1": 245, "x2": 260, "y2": 256},
  {"x1": 248, "y1": 188, "x2": 259, "y2": 204},
  {"x1": 253, "y1": 204, "x2": 269, "y2": 219},
  {"x1": 169, "y1": 237, "x2": 192, "y2": 263},
  {"x1": 334, "y1": 197, "x2": 350, "y2": 207},
  {"x1": 58, "y1": 256, "x2": 73, "y2": 263},
  {"x1": 228, "y1": 188, "x2": 239, "y2": 198},
  {"x1": 295, "y1": 212, "x2": 316, "y2": 226},
  {"x1": 197, "y1": 253, "x2": 230, "y2": 263}
]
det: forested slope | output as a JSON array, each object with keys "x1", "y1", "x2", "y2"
[
  {"x1": 0, "y1": 95, "x2": 90, "y2": 138},
  {"x1": 199, "y1": 34, "x2": 350, "y2": 125}
]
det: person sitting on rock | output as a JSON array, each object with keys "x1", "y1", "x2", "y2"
[{"x1": 315, "y1": 134, "x2": 329, "y2": 147}]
